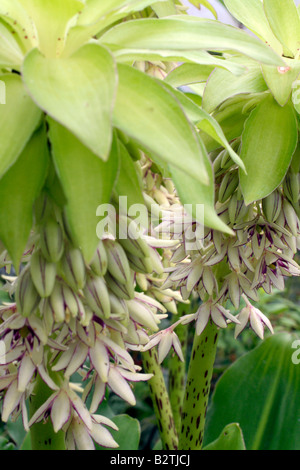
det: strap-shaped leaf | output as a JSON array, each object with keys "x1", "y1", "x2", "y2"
[
  {"x1": 262, "y1": 59, "x2": 300, "y2": 106},
  {"x1": 203, "y1": 59, "x2": 268, "y2": 113},
  {"x1": 165, "y1": 64, "x2": 215, "y2": 88},
  {"x1": 264, "y1": 0, "x2": 300, "y2": 58},
  {"x1": 0, "y1": 74, "x2": 42, "y2": 178},
  {"x1": 0, "y1": 21, "x2": 24, "y2": 67},
  {"x1": 113, "y1": 63, "x2": 210, "y2": 185},
  {"x1": 0, "y1": 125, "x2": 49, "y2": 270},
  {"x1": 100, "y1": 17, "x2": 285, "y2": 67},
  {"x1": 18, "y1": 0, "x2": 84, "y2": 58},
  {"x1": 48, "y1": 119, "x2": 118, "y2": 263},
  {"x1": 22, "y1": 43, "x2": 117, "y2": 161},
  {"x1": 0, "y1": 0, "x2": 37, "y2": 51},
  {"x1": 224, "y1": 0, "x2": 283, "y2": 55},
  {"x1": 170, "y1": 137, "x2": 234, "y2": 236},
  {"x1": 161, "y1": 83, "x2": 246, "y2": 172},
  {"x1": 114, "y1": 140, "x2": 145, "y2": 208},
  {"x1": 63, "y1": 0, "x2": 164, "y2": 57},
  {"x1": 240, "y1": 95, "x2": 298, "y2": 205}
]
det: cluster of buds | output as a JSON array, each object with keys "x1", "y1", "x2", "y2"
[
  {"x1": 157, "y1": 139, "x2": 300, "y2": 340},
  {"x1": 0, "y1": 190, "x2": 182, "y2": 449}
]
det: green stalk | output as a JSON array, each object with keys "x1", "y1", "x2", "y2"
[
  {"x1": 178, "y1": 319, "x2": 218, "y2": 450},
  {"x1": 142, "y1": 348, "x2": 178, "y2": 450},
  {"x1": 168, "y1": 321, "x2": 188, "y2": 434},
  {"x1": 29, "y1": 373, "x2": 66, "y2": 450}
]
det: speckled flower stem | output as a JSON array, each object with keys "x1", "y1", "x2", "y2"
[
  {"x1": 142, "y1": 348, "x2": 179, "y2": 450},
  {"x1": 178, "y1": 319, "x2": 218, "y2": 450},
  {"x1": 168, "y1": 321, "x2": 188, "y2": 435},
  {"x1": 29, "y1": 373, "x2": 66, "y2": 450}
]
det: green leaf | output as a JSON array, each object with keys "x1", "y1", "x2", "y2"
[
  {"x1": 113, "y1": 63, "x2": 210, "y2": 185},
  {"x1": 22, "y1": 43, "x2": 117, "y2": 161},
  {"x1": 239, "y1": 95, "x2": 298, "y2": 205},
  {"x1": 0, "y1": 20, "x2": 24, "y2": 67},
  {"x1": 18, "y1": 0, "x2": 84, "y2": 58},
  {"x1": 0, "y1": 125, "x2": 49, "y2": 270},
  {"x1": 0, "y1": 74, "x2": 41, "y2": 178},
  {"x1": 114, "y1": 140, "x2": 145, "y2": 207},
  {"x1": 63, "y1": 0, "x2": 163, "y2": 56},
  {"x1": 100, "y1": 17, "x2": 285, "y2": 67},
  {"x1": 261, "y1": 59, "x2": 300, "y2": 106},
  {"x1": 161, "y1": 84, "x2": 246, "y2": 171},
  {"x1": 96, "y1": 414, "x2": 141, "y2": 450},
  {"x1": 204, "y1": 333, "x2": 300, "y2": 450},
  {"x1": 0, "y1": 0, "x2": 38, "y2": 51},
  {"x1": 264, "y1": 0, "x2": 300, "y2": 57},
  {"x1": 170, "y1": 137, "x2": 234, "y2": 235},
  {"x1": 151, "y1": 0, "x2": 176, "y2": 17},
  {"x1": 165, "y1": 63, "x2": 215, "y2": 88},
  {"x1": 203, "y1": 59, "x2": 268, "y2": 113},
  {"x1": 189, "y1": 0, "x2": 218, "y2": 19},
  {"x1": 48, "y1": 119, "x2": 118, "y2": 263},
  {"x1": 203, "y1": 423, "x2": 246, "y2": 450},
  {"x1": 224, "y1": 0, "x2": 283, "y2": 55}
]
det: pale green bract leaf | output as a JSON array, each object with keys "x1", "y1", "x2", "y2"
[
  {"x1": 263, "y1": 0, "x2": 300, "y2": 58},
  {"x1": 0, "y1": 74, "x2": 42, "y2": 179},
  {"x1": 22, "y1": 43, "x2": 117, "y2": 161},
  {"x1": 18, "y1": 0, "x2": 84, "y2": 58},
  {"x1": 151, "y1": 0, "x2": 176, "y2": 17},
  {"x1": 240, "y1": 95, "x2": 298, "y2": 205},
  {"x1": 49, "y1": 120, "x2": 118, "y2": 263},
  {"x1": 161, "y1": 84, "x2": 246, "y2": 171},
  {"x1": 0, "y1": 21, "x2": 24, "y2": 67},
  {"x1": 189, "y1": 1, "x2": 218, "y2": 19},
  {"x1": 262, "y1": 59, "x2": 300, "y2": 106},
  {"x1": 62, "y1": 0, "x2": 165, "y2": 57},
  {"x1": 100, "y1": 17, "x2": 285, "y2": 67},
  {"x1": 0, "y1": 0, "x2": 38, "y2": 51},
  {"x1": 113, "y1": 63, "x2": 210, "y2": 185},
  {"x1": 170, "y1": 137, "x2": 234, "y2": 236},
  {"x1": 0, "y1": 125, "x2": 49, "y2": 270},
  {"x1": 165, "y1": 64, "x2": 215, "y2": 88},
  {"x1": 224, "y1": 0, "x2": 283, "y2": 55},
  {"x1": 114, "y1": 141, "x2": 145, "y2": 208},
  {"x1": 203, "y1": 59, "x2": 268, "y2": 113}
]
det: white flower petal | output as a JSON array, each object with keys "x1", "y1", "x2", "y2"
[
  {"x1": 89, "y1": 340, "x2": 109, "y2": 383},
  {"x1": 89, "y1": 377, "x2": 106, "y2": 414},
  {"x1": 90, "y1": 423, "x2": 119, "y2": 448},
  {"x1": 17, "y1": 355, "x2": 36, "y2": 392},
  {"x1": 195, "y1": 303, "x2": 211, "y2": 335},
  {"x1": 72, "y1": 418, "x2": 95, "y2": 450},
  {"x1": 1, "y1": 379, "x2": 23, "y2": 422},
  {"x1": 51, "y1": 391, "x2": 71, "y2": 433},
  {"x1": 158, "y1": 333, "x2": 173, "y2": 364},
  {"x1": 108, "y1": 367, "x2": 136, "y2": 406}
]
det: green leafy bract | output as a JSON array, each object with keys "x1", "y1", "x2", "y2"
[{"x1": 22, "y1": 43, "x2": 117, "y2": 161}]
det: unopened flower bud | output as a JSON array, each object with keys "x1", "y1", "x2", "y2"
[
  {"x1": 60, "y1": 246, "x2": 86, "y2": 291},
  {"x1": 40, "y1": 217, "x2": 64, "y2": 263},
  {"x1": 90, "y1": 240, "x2": 108, "y2": 277},
  {"x1": 105, "y1": 272, "x2": 135, "y2": 300},
  {"x1": 15, "y1": 266, "x2": 40, "y2": 317},
  {"x1": 218, "y1": 171, "x2": 239, "y2": 203},
  {"x1": 30, "y1": 250, "x2": 57, "y2": 298},
  {"x1": 262, "y1": 191, "x2": 282, "y2": 223},
  {"x1": 83, "y1": 274, "x2": 111, "y2": 319},
  {"x1": 104, "y1": 240, "x2": 131, "y2": 285}
]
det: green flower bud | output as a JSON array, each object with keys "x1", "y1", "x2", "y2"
[
  {"x1": 83, "y1": 274, "x2": 111, "y2": 319},
  {"x1": 15, "y1": 266, "x2": 40, "y2": 317},
  {"x1": 104, "y1": 240, "x2": 131, "y2": 285},
  {"x1": 90, "y1": 240, "x2": 108, "y2": 277},
  {"x1": 30, "y1": 250, "x2": 57, "y2": 298},
  {"x1": 40, "y1": 217, "x2": 64, "y2": 263},
  {"x1": 262, "y1": 191, "x2": 282, "y2": 223},
  {"x1": 60, "y1": 246, "x2": 86, "y2": 291}
]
